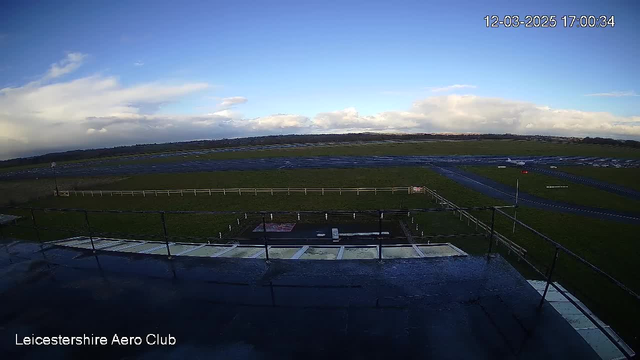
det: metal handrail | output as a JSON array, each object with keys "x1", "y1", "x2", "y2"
[{"x1": 494, "y1": 207, "x2": 640, "y2": 302}]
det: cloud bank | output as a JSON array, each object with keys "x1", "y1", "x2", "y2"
[{"x1": 1, "y1": 55, "x2": 639, "y2": 160}]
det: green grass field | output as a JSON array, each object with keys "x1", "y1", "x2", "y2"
[
  {"x1": 559, "y1": 166, "x2": 640, "y2": 192},
  {"x1": 463, "y1": 166, "x2": 640, "y2": 213}
]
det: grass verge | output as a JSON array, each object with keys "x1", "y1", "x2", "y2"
[{"x1": 463, "y1": 166, "x2": 640, "y2": 213}]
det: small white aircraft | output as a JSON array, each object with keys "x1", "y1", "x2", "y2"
[{"x1": 507, "y1": 158, "x2": 526, "y2": 166}]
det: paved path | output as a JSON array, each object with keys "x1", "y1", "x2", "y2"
[{"x1": 429, "y1": 166, "x2": 640, "y2": 224}]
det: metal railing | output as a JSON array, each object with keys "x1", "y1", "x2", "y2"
[
  {"x1": 2, "y1": 198, "x2": 637, "y2": 357},
  {"x1": 425, "y1": 188, "x2": 527, "y2": 257},
  {"x1": 489, "y1": 207, "x2": 637, "y2": 359},
  {"x1": 56, "y1": 186, "x2": 421, "y2": 197},
  {"x1": 1, "y1": 205, "x2": 505, "y2": 259}
]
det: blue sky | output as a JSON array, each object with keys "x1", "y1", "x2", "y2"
[{"x1": 0, "y1": 0, "x2": 639, "y2": 159}]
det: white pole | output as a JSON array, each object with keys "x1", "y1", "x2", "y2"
[{"x1": 513, "y1": 179, "x2": 519, "y2": 233}]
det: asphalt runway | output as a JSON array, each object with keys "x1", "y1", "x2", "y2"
[
  {"x1": 429, "y1": 166, "x2": 640, "y2": 224},
  {"x1": 2, "y1": 154, "x2": 638, "y2": 180}
]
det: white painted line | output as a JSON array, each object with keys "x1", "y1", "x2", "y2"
[
  {"x1": 412, "y1": 244, "x2": 426, "y2": 257},
  {"x1": 175, "y1": 243, "x2": 207, "y2": 256},
  {"x1": 114, "y1": 241, "x2": 147, "y2": 251},
  {"x1": 44, "y1": 236, "x2": 84, "y2": 244},
  {"x1": 95, "y1": 240, "x2": 125, "y2": 250},
  {"x1": 139, "y1": 243, "x2": 173, "y2": 254},
  {"x1": 291, "y1": 246, "x2": 309, "y2": 259},
  {"x1": 337, "y1": 246, "x2": 345, "y2": 260},
  {"x1": 250, "y1": 248, "x2": 266, "y2": 258},
  {"x1": 210, "y1": 245, "x2": 238, "y2": 257}
]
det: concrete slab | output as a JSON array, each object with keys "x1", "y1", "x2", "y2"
[
  {"x1": 342, "y1": 247, "x2": 378, "y2": 259},
  {"x1": 578, "y1": 328, "x2": 627, "y2": 360},
  {"x1": 74, "y1": 239, "x2": 115, "y2": 249},
  {"x1": 119, "y1": 242, "x2": 164, "y2": 253},
  {"x1": 382, "y1": 246, "x2": 420, "y2": 259},
  {"x1": 221, "y1": 246, "x2": 264, "y2": 258},
  {"x1": 148, "y1": 244, "x2": 198, "y2": 255},
  {"x1": 418, "y1": 244, "x2": 463, "y2": 257},
  {"x1": 257, "y1": 247, "x2": 301, "y2": 259},
  {"x1": 57, "y1": 238, "x2": 93, "y2": 247},
  {"x1": 299, "y1": 247, "x2": 340, "y2": 260},
  {"x1": 185, "y1": 245, "x2": 230, "y2": 257}
]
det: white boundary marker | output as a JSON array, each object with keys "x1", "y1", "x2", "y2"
[
  {"x1": 250, "y1": 248, "x2": 267, "y2": 258},
  {"x1": 94, "y1": 240, "x2": 125, "y2": 250},
  {"x1": 210, "y1": 245, "x2": 238, "y2": 258},
  {"x1": 114, "y1": 241, "x2": 147, "y2": 251},
  {"x1": 412, "y1": 244, "x2": 426, "y2": 257},
  {"x1": 139, "y1": 243, "x2": 173, "y2": 254},
  {"x1": 336, "y1": 246, "x2": 345, "y2": 260},
  {"x1": 175, "y1": 244, "x2": 207, "y2": 256},
  {"x1": 291, "y1": 246, "x2": 309, "y2": 259}
]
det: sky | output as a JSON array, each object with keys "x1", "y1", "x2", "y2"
[{"x1": 0, "y1": 0, "x2": 639, "y2": 160}]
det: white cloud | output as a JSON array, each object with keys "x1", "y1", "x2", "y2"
[
  {"x1": 1, "y1": 55, "x2": 639, "y2": 160},
  {"x1": 218, "y1": 96, "x2": 248, "y2": 109},
  {"x1": 43, "y1": 52, "x2": 87, "y2": 81},
  {"x1": 430, "y1": 84, "x2": 477, "y2": 93},
  {"x1": 585, "y1": 91, "x2": 638, "y2": 97},
  {"x1": 86, "y1": 128, "x2": 107, "y2": 134},
  {"x1": 134, "y1": 61, "x2": 144, "y2": 67},
  {"x1": 310, "y1": 96, "x2": 640, "y2": 137}
]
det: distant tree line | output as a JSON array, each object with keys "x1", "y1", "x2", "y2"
[
  {"x1": 1, "y1": 133, "x2": 636, "y2": 168},
  {"x1": 579, "y1": 137, "x2": 640, "y2": 148}
]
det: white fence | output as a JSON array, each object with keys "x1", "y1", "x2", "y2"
[
  {"x1": 425, "y1": 188, "x2": 527, "y2": 257},
  {"x1": 57, "y1": 186, "x2": 424, "y2": 197}
]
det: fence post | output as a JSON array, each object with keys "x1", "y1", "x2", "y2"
[
  {"x1": 83, "y1": 210, "x2": 96, "y2": 253},
  {"x1": 160, "y1": 212, "x2": 172, "y2": 258},
  {"x1": 539, "y1": 247, "x2": 560, "y2": 309},
  {"x1": 30, "y1": 209, "x2": 42, "y2": 245},
  {"x1": 378, "y1": 210, "x2": 383, "y2": 260},
  {"x1": 262, "y1": 215, "x2": 269, "y2": 261},
  {"x1": 487, "y1": 207, "x2": 496, "y2": 254}
]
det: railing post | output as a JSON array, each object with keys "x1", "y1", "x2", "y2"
[
  {"x1": 84, "y1": 210, "x2": 96, "y2": 253},
  {"x1": 487, "y1": 207, "x2": 496, "y2": 254},
  {"x1": 262, "y1": 215, "x2": 269, "y2": 261},
  {"x1": 378, "y1": 210, "x2": 383, "y2": 260},
  {"x1": 30, "y1": 209, "x2": 42, "y2": 244},
  {"x1": 160, "y1": 212, "x2": 172, "y2": 258},
  {"x1": 539, "y1": 247, "x2": 560, "y2": 309}
]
